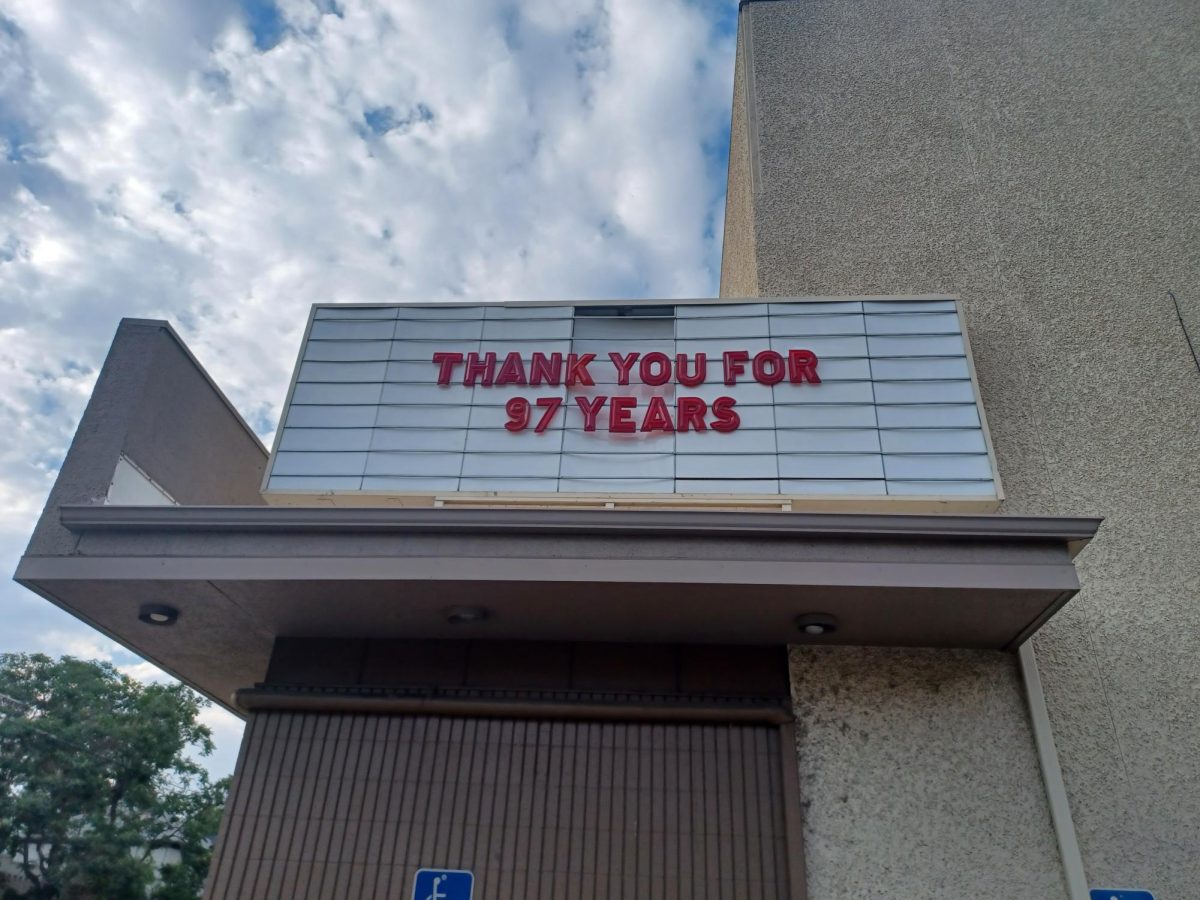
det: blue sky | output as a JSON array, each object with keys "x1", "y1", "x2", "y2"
[{"x1": 0, "y1": 0, "x2": 739, "y2": 777}]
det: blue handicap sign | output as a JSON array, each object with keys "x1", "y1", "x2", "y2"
[
  {"x1": 1090, "y1": 891, "x2": 1154, "y2": 900},
  {"x1": 412, "y1": 869, "x2": 474, "y2": 900}
]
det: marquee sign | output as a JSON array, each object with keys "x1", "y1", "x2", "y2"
[{"x1": 262, "y1": 297, "x2": 1001, "y2": 507}]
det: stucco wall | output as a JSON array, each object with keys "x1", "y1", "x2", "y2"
[
  {"x1": 717, "y1": 9, "x2": 758, "y2": 298},
  {"x1": 730, "y1": 0, "x2": 1200, "y2": 896}
]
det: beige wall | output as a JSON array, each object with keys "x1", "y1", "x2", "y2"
[{"x1": 725, "y1": 0, "x2": 1200, "y2": 896}]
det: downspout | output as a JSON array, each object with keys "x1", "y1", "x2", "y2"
[{"x1": 1018, "y1": 640, "x2": 1090, "y2": 900}]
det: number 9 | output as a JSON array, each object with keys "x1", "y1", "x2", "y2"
[{"x1": 505, "y1": 397, "x2": 530, "y2": 432}]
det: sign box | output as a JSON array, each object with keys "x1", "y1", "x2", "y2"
[{"x1": 263, "y1": 297, "x2": 1002, "y2": 510}]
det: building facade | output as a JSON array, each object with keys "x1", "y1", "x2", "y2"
[{"x1": 13, "y1": 0, "x2": 1198, "y2": 898}]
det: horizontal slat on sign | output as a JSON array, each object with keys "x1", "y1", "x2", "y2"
[
  {"x1": 862, "y1": 299, "x2": 956, "y2": 313},
  {"x1": 459, "y1": 478, "x2": 561, "y2": 492},
  {"x1": 773, "y1": 382, "x2": 875, "y2": 404},
  {"x1": 684, "y1": 381, "x2": 780, "y2": 405},
  {"x1": 268, "y1": 475, "x2": 363, "y2": 491},
  {"x1": 867, "y1": 334, "x2": 965, "y2": 357},
  {"x1": 887, "y1": 480, "x2": 994, "y2": 496},
  {"x1": 461, "y1": 453, "x2": 561, "y2": 478},
  {"x1": 767, "y1": 314, "x2": 864, "y2": 337},
  {"x1": 479, "y1": 340, "x2": 574, "y2": 358},
  {"x1": 864, "y1": 312, "x2": 961, "y2": 335},
  {"x1": 675, "y1": 454, "x2": 777, "y2": 479},
  {"x1": 781, "y1": 479, "x2": 887, "y2": 495},
  {"x1": 272, "y1": 451, "x2": 368, "y2": 476},
  {"x1": 370, "y1": 429, "x2": 469, "y2": 452},
  {"x1": 291, "y1": 383, "x2": 384, "y2": 405},
  {"x1": 561, "y1": 431, "x2": 673, "y2": 453},
  {"x1": 376, "y1": 405, "x2": 472, "y2": 428},
  {"x1": 882, "y1": 454, "x2": 994, "y2": 480},
  {"x1": 675, "y1": 316, "x2": 770, "y2": 339},
  {"x1": 298, "y1": 361, "x2": 389, "y2": 382},
  {"x1": 675, "y1": 479, "x2": 781, "y2": 494},
  {"x1": 361, "y1": 476, "x2": 461, "y2": 491},
  {"x1": 482, "y1": 318, "x2": 573, "y2": 340},
  {"x1": 769, "y1": 300, "x2": 863, "y2": 315},
  {"x1": 879, "y1": 428, "x2": 986, "y2": 454},
  {"x1": 278, "y1": 428, "x2": 374, "y2": 451},
  {"x1": 770, "y1": 335, "x2": 869, "y2": 358},
  {"x1": 484, "y1": 305, "x2": 572, "y2": 319},
  {"x1": 470, "y1": 384, "x2": 568, "y2": 406},
  {"x1": 571, "y1": 339, "x2": 676, "y2": 358},
  {"x1": 393, "y1": 306, "x2": 484, "y2": 320},
  {"x1": 314, "y1": 306, "x2": 400, "y2": 320},
  {"x1": 874, "y1": 381, "x2": 976, "y2": 404},
  {"x1": 364, "y1": 452, "x2": 463, "y2": 477},
  {"x1": 674, "y1": 338, "x2": 773, "y2": 357},
  {"x1": 560, "y1": 453, "x2": 674, "y2": 479},
  {"x1": 776, "y1": 429, "x2": 881, "y2": 453},
  {"x1": 284, "y1": 405, "x2": 379, "y2": 428},
  {"x1": 309, "y1": 320, "x2": 397, "y2": 341},
  {"x1": 572, "y1": 319, "x2": 674, "y2": 340},
  {"x1": 869, "y1": 357, "x2": 970, "y2": 380},
  {"x1": 380, "y1": 383, "x2": 475, "y2": 405},
  {"x1": 875, "y1": 404, "x2": 980, "y2": 428},
  {"x1": 390, "y1": 339, "x2": 481, "y2": 361},
  {"x1": 558, "y1": 478, "x2": 675, "y2": 493},
  {"x1": 384, "y1": 361, "x2": 445, "y2": 383},
  {"x1": 393, "y1": 319, "x2": 484, "y2": 340},
  {"x1": 464, "y1": 429, "x2": 565, "y2": 453},
  {"x1": 675, "y1": 303, "x2": 769, "y2": 318},
  {"x1": 674, "y1": 430, "x2": 773, "y2": 454},
  {"x1": 778, "y1": 454, "x2": 884, "y2": 479},
  {"x1": 303, "y1": 340, "x2": 393, "y2": 362},
  {"x1": 773, "y1": 404, "x2": 874, "y2": 428}
]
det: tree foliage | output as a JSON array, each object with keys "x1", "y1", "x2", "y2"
[{"x1": 0, "y1": 654, "x2": 229, "y2": 899}]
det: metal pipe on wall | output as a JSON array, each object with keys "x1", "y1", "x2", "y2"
[{"x1": 1018, "y1": 640, "x2": 1090, "y2": 900}]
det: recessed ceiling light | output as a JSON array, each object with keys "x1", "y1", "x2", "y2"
[
  {"x1": 138, "y1": 604, "x2": 178, "y2": 626},
  {"x1": 444, "y1": 605, "x2": 489, "y2": 624},
  {"x1": 796, "y1": 613, "x2": 838, "y2": 636}
]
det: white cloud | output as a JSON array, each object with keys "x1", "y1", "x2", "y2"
[{"x1": 0, "y1": 0, "x2": 737, "y2": 771}]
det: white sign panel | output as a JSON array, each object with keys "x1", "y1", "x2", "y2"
[{"x1": 263, "y1": 298, "x2": 1000, "y2": 505}]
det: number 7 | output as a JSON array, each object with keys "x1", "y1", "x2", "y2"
[{"x1": 534, "y1": 397, "x2": 563, "y2": 433}]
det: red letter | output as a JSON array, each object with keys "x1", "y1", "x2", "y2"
[
  {"x1": 788, "y1": 349, "x2": 821, "y2": 384},
  {"x1": 640, "y1": 395, "x2": 675, "y2": 432},
  {"x1": 753, "y1": 350, "x2": 786, "y2": 385},
  {"x1": 495, "y1": 351, "x2": 528, "y2": 386},
  {"x1": 711, "y1": 396, "x2": 741, "y2": 433},
  {"x1": 534, "y1": 397, "x2": 562, "y2": 433},
  {"x1": 609, "y1": 396, "x2": 637, "y2": 433},
  {"x1": 575, "y1": 395, "x2": 607, "y2": 432},
  {"x1": 463, "y1": 352, "x2": 497, "y2": 386},
  {"x1": 505, "y1": 397, "x2": 530, "y2": 432},
  {"x1": 676, "y1": 353, "x2": 707, "y2": 387},
  {"x1": 432, "y1": 351, "x2": 463, "y2": 385},
  {"x1": 723, "y1": 350, "x2": 750, "y2": 385},
  {"x1": 608, "y1": 352, "x2": 639, "y2": 386},
  {"x1": 529, "y1": 352, "x2": 563, "y2": 385},
  {"x1": 566, "y1": 353, "x2": 596, "y2": 386},
  {"x1": 676, "y1": 396, "x2": 708, "y2": 432},
  {"x1": 639, "y1": 351, "x2": 671, "y2": 386}
]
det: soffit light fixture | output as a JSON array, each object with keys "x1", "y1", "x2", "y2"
[
  {"x1": 796, "y1": 613, "x2": 838, "y2": 636},
  {"x1": 138, "y1": 603, "x2": 179, "y2": 626},
  {"x1": 444, "y1": 606, "x2": 490, "y2": 625}
]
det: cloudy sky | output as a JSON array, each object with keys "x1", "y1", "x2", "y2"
[{"x1": 0, "y1": 0, "x2": 738, "y2": 776}]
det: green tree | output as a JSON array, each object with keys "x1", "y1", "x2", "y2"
[{"x1": 0, "y1": 654, "x2": 229, "y2": 899}]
